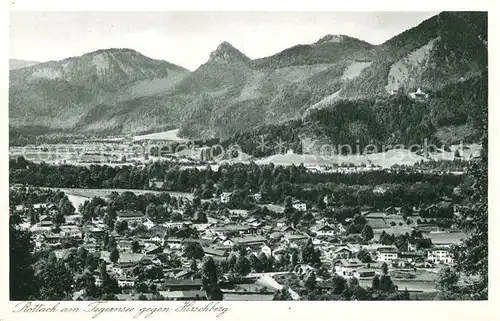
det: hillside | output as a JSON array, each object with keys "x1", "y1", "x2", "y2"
[
  {"x1": 9, "y1": 12, "x2": 488, "y2": 143},
  {"x1": 221, "y1": 72, "x2": 488, "y2": 157},
  {"x1": 9, "y1": 59, "x2": 41, "y2": 70},
  {"x1": 9, "y1": 48, "x2": 189, "y2": 134}
]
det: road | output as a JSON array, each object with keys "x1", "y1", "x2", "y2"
[{"x1": 250, "y1": 272, "x2": 301, "y2": 300}]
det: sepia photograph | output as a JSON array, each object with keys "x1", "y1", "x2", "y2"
[{"x1": 7, "y1": 8, "x2": 488, "y2": 305}]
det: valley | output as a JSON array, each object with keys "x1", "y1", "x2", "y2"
[{"x1": 9, "y1": 11, "x2": 488, "y2": 303}]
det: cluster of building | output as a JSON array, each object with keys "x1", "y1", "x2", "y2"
[{"x1": 11, "y1": 178, "x2": 468, "y2": 301}]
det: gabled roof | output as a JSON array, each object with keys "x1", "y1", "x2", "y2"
[
  {"x1": 202, "y1": 246, "x2": 227, "y2": 257},
  {"x1": 39, "y1": 215, "x2": 52, "y2": 221},
  {"x1": 210, "y1": 224, "x2": 251, "y2": 232},
  {"x1": 229, "y1": 235, "x2": 267, "y2": 245},
  {"x1": 118, "y1": 253, "x2": 145, "y2": 263}
]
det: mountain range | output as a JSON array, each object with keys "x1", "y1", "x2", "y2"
[{"x1": 9, "y1": 12, "x2": 488, "y2": 145}]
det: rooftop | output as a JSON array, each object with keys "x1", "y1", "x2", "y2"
[{"x1": 164, "y1": 279, "x2": 203, "y2": 287}]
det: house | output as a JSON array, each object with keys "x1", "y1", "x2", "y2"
[
  {"x1": 334, "y1": 247, "x2": 353, "y2": 259},
  {"x1": 220, "y1": 192, "x2": 232, "y2": 204},
  {"x1": 116, "y1": 293, "x2": 155, "y2": 301},
  {"x1": 142, "y1": 218, "x2": 156, "y2": 229},
  {"x1": 192, "y1": 223, "x2": 212, "y2": 231},
  {"x1": 275, "y1": 217, "x2": 287, "y2": 228},
  {"x1": 94, "y1": 275, "x2": 103, "y2": 287},
  {"x1": 294, "y1": 264, "x2": 317, "y2": 276},
  {"x1": 59, "y1": 225, "x2": 82, "y2": 238},
  {"x1": 116, "y1": 210, "x2": 144, "y2": 224},
  {"x1": 85, "y1": 226, "x2": 106, "y2": 239},
  {"x1": 117, "y1": 253, "x2": 146, "y2": 267},
  {"x1": 292, "y1": 201, "x2": 307, "y2": 212},
  {"x1": 312, "y1": 223, "x2": 336, "y2": 237},
  {"x1": 260, "y1": 245, "x2": 272, "y2": 258},
  {"x1": 165, "y1": 238, "x2": 184, "y2": 249},
  {"x1": 427, "y1": 247, "x2": 454, "y2": 265},
  {"x1": 160, "y1": 290, "x2": 207, "y2": 301},
  {"x1": 144, "y1": 244, "x2": 163, "y2": 255},
  {"x1": 117, "y1": 241, "x2": 133, "y2": 253},
  {"x1": 399, "y1": 251, "x2": 425, "y2": 263},
  {"x1": 162, "y1": 221, "x2": 191, "y2": 229},
  {"x1": 149, "y1": 178, "x2": 165, "y2": 189},
  {"x1": 111, "y1": 265, "x2": 125, "y2": 276},
  {"x1": 174, "y1": 269, "x2": 194, "y2": 279},
  {"x1": 333, "y1": 259, "x2": 364, "y2": 277},
  {"x1": 226, "y1": 235, "x2": 267, "y2": 248},
  {"x1": 353, "y1": 268, "x2": 377, "y2": 279},
  {"x1": 384, "y1": 206, "x2": 400, "y2": 215},
  {"x1": 306, "y1": 165, "x2": 321, "y2": 173},
  {"x1": 39, "y1": 215, "x2": 52, "y2": 227},
  {"x1": 279, "y1": 226, "x2": 295, "y2": 233},
  {"x1": 202, "y1": 246, "x2": 227, "y2": 258},
  {"x1": 409, "y1": 88, "x2": 429, "y2": 100},
  {"x1": 282, "y1": 233, "x2": 309, "y2": 244},
  {"x1": 377, "y1": 247, "x2": 399, "y2": 263},
  {"x1": 207, "y1": 224, "x2": 253, "y2": 237},
  {"x1": 392, "y1": 259, "x2": 412, "y2": 268},
  {"x1": 43, "y1": 233, "x2": 62, "y2": 245},
  {"x1": 407, "y1": 240, "x2": 418, "y2": 252},
  {"x1": 163, "y1": 279, "x2": 204, "y2": 292},
  {"x1": 117, "y1": 276, "x2": 137, "y2": 288}
]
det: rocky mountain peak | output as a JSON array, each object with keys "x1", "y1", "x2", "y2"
[{"x1": 207, "y1": 41, "x2": 250, "y2": 64}]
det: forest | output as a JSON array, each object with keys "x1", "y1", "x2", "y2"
[
  {"x1": 10, "y1": 157, "x2": 467, "y2": 210},
  {"x1": 221, "y1": 73, "x2": 487, "y2": 157}
]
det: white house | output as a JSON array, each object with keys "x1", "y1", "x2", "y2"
[
  {"x1": 292, "y1": 201, "x2": 307, "y2": 212},
  {"x1": 428, "y1": 247, "x2": 454, "y2": 265},
  {"x1": 334, "y1": 259, "x2": 364, "y2": 277},
  {"x1": 377, "y1": 247, "x2": 399, "y2": 263},
  {"x1": 111, "y1": 265, "x2": 124, "y2": 276},
  {"x1": 313, "y1": 224, "x2": 336, "y2": 237},
  {"x1": 39, "y1": 215, "x2": 53, "y2": 227},
  {"x1": 142, "y1": 218, "x2": 156, "y2": 229},
  {"x1": 162, "y1": 221, "x2": 191, "y2": 229},
  {"x1": 253, "y1": 193, "x2": 262, "y2": 203},
  {"x1": 220, "y1": 192, "x2": 232, "y2": 204},
  {"x1": 260, "y1": 245, "x2": 272, "y2": 258},
  {"x1": 306, "y1": 165, "x2": 322, "y2": 173},
  {"x1": 59, "y1": 225, "x2": 82, "y2": 238},
  {"x1": 148, "y1": 178, "x2": 165, "y2": 189},
  {"x1": 409, "y1": 88, "x2": 429, "y2": 100},
  {"x1": 117, "y1": 277, "x2": 136, "y2": 288}
]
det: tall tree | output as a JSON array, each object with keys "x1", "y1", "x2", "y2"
[
  {"x1": 110, "y1": 248, "x2": 120, "y2": 264},
  {"x1": 361, "y1": 224, "x2": 374, "y2": 242},
  {"x1": 235, "y1": 255, "x2": 251, "y2": 276},
  {"x1": 38, "y1": 259, "x2": 73, "y2": 300},
  {"x1": 273, "y1": 287, "x2": 293, "y2": 301},
  {"x1": 131, "y1": 240, "x2": 141, "y2": 253},
  {"x1": 443, "y1": 118, "x2": 488, "y2": 300},
  {"x1": 183, "y1": 242, "x2": 205, "y2": 261},
  {"x1": 304, "y1": 271, "x2": 317, "y2": 291},
  {"x1": 10, "y1": 219, "x2": 39, "y2": 300}
]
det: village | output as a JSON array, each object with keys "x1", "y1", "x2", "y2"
[{"x1": 9, "y1": 167, "x2": 468, "y2": 301}]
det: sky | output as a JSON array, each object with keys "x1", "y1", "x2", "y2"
[{"x1": 10, "y1": 11, "x2": 439, "y2": 70}]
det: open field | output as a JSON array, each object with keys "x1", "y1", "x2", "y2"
[
  {"x1": 133, "y1": 129, "x2": 189, "y2": 142},
  {"x1": 40, "y1": 187, "x2": 195, "y2": 200},
  {"x1": 255, "y1": 144, "x2": 481, "y2": 168}
]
